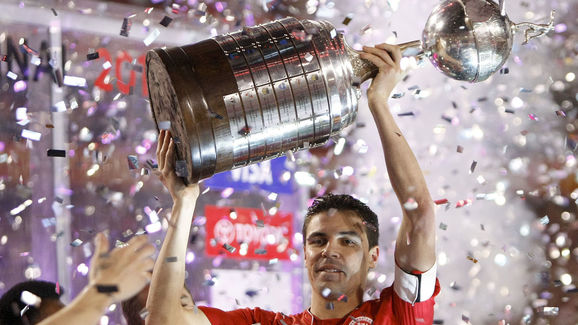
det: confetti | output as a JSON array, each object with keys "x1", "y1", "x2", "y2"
[
  {"x1": 47, "y1": 149, "x2": 66, "y2": 157},
  {"x1": 146, "y1": 159, "x2": 158, "y2": 169},
  {"x1": 330, "y1": 29, "x2": 337, "y2": 39},
  {"x1": 144, "y1": 28, "x2": 161, "y2": 46},
  {"x1": 223, "y1": 243, "x2": 236, "y2": 253},
  {"x1": 255, "y1": 249, "x2": 267, "y2": 255},
  {"x1": 439, "y1": 223, "x2": 447, "y2": 230},
  {"x1": 96, "y1": 285, "x2": 119, "y2": 293},
  {"x1": 54, "y1": 69, "x2": 63, "y2": 87},
  {"x1": 342, "y1": 14, "x2": 353, "y2": 25},
  {"x1": 455, "y1": 199, "x2": 471, "y2": 208},
  {"x1": 159, "y1": 16, "x2": 173, "y2": 27},
  {"x1": 175, "y1": 160, "x2": 188, "y2": 177},
  {"x1": 461, "y1": 314, "x2": 470, "y2": 323},
  {"x1": 245, "y1": 289, "x2": 259, "y2": 297},
  {"x1": 538, "y1": 306, "x2": 559, "y2": 316},
  {"x1": 304, "y1": 52, "x2": 314, "y2": 62},
  {"x1": 127, "y1": 155, "x2": 139, "y2": 170},
  {"x1": 398, "y1": 112, "x2": 414, "y2": 117},
  {"x1": 208, "y1": 110, "x2": 223, "y2": 119},
  {"x1": 360, "y1": 24, "x2": 372, "y2": 34},
  {"x1": 63, "y1": 75, "x2": 87, "y2": 87},
  {"x1": 20, "y1": 305, "x2": 30, "y2": 317},
  {"x1": 528, "y1": 113, "x2": 538, "y2": 121},
  {"x1": 269, "y1": 258, "x2": 278, "y2": 265},
  {"x1": 165, "y1": 256, "x2": 178, "y2": 263},
  {"x1": 434, "y1": 198, "x2": 448, "y2": 205},
  {"x1": 86, "y1": 52, "x2": 99, "y2": 61},
  {"x1": 403, "y1": 198, "x2": 418, "y2": 211},
  {"x1": 138, "y1": 308, "x2": 149, "y2": 319},
  {"x1": 325, "y1": 302, "x2": 334, "y2": 310},
  {"x1": 120, "y1": 18, "x2": 131, "y2": 37},
  {"x1": 70, "y1": 239, "x2": 83, "y2": 247},
  {"x1": 239, "y1": 125, "x2": 251, "y2": 136},
  {"x1": 20, "y1": 291, "x2": 41, "y2": 307},
  {"x1": 555, "y1": 110, "x2": 566, "y2": 117},
  {"x1": 50, "y1": 8, "x2": 58, "y2": 16},
  {"x1": 539, "y1": 216, "x2": 550, "y2": 225},
  {"x1": 337, "y1": 294, "x2": 348, "y2": 302},
  {"x1": 21, "y1": 129, "x2": 41, "y2": 141},
  {"x1": 466, "y1": 255, "x2": 478, "y2": 263},
  {"x1": 457, "y1": 145, "x2": 463, "y2": 153},
  {"x1": 21, "y1": 43, "x2": 38, "y2": 56},
  {"x1": 469, "y1": 161, "x2": 477, "y2": 174}
]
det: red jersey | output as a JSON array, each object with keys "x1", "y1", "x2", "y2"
[{"x1": 198, "y1": 279, "x2": 440, "y2": 325}]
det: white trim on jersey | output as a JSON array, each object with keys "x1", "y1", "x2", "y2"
[{"x1": 393, "y1": 262, "x2": 437, "y2": 304}]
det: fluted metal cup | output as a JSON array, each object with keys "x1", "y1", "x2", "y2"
[{"x1": 146, "y1": 0, "x2": 553, "y2": 183}]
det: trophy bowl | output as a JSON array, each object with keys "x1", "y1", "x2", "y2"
[{"x1": 422, "y1": 0, "x2": 513, "y2": 82}]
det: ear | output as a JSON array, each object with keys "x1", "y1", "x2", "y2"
[{"x1": 368, "y1": 246, "x2": 379, "y2": 269}]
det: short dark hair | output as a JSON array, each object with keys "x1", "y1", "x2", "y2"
[
  {"x1": 0, "y1": 280, "x2": 63, "y2": 325},
  {"x1": 121, "y1": 284, "x2": 148, "y2": 325},
  {"x1": 121, "y1": 283, "x2": 191, "y2": 325},
  {"x1": 303, "y1": 193, "x2": 379, "y2": 248}
]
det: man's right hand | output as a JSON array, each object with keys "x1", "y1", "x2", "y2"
[{"x1": 156, "y1": 129, "x2": 200, "y2": 201}]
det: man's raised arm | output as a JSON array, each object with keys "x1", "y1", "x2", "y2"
[
  {"x1": 145, "y1": 129, "x2": 210, "y2": 324},
  {"x1": 360, "y1": 44, "x2": 436, "y2": 273}
]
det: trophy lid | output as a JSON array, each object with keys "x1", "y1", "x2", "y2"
[{"x1": 422, "y1": 0, "x2": 513, "y2": 82}]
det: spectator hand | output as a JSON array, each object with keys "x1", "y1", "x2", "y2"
[
  {"x1": 88, "y1": 233, "x2": 154, "y2": 303},
  {"x1": 359, "y1": 43, "x2": 404, "y2": 106},
  {"x1": 156, "y1": 129, "x2": 200, "y2": 201}
]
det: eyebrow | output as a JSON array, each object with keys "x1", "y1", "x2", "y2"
[{"x1": 307, "y1": 231, "x2": 362, "y2": 239}]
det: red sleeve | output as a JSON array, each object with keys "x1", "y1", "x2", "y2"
[
  {"x1": 197, "y1": 306, "x2": 278, "y2": 325},
  {"x1": 391, "y1": 279, "x2": 441, "y2": 325}
]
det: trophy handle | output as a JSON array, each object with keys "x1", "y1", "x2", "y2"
[
  {"x1": 511, "y1": 10, "x2": 555, "y2": 45},
  {"x1": 346, "y1": 40, "x2": 424, "y2": 84}
]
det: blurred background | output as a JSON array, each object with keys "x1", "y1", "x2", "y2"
[{"x1": 0, "y1": 0, "x2": 576, "y2": 324}]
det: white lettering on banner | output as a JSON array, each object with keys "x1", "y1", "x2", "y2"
[
  {"x1": 230, "y1": 160, "x2": 273, "y2": 185},
  {"x1": 213, "y1": 218, "x2": 288, "y2": 250}
]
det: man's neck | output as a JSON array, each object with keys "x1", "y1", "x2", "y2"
[{"x1": 309, "y1": 289, "x2": 363, "y2": 320}]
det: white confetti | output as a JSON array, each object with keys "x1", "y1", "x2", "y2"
[{"x1": 144, "y1": 28, "x2": 161, "y2": 46}]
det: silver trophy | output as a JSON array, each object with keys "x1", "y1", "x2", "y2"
[{"x1": 146, "y1": 0, "x2": 554, "y2": 183}]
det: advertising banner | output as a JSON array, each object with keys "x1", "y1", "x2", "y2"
[
  {"x1": 205, "y1": 205, "x2": 293, "y2": 260},
  {"x1": 203, "y1": 156, "x2": 295, "y2": 193}
]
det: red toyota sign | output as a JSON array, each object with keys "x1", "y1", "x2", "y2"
[{"x1": 205, "y1": 205, "x2": 293, "y2": 260}]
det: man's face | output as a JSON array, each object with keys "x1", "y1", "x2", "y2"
[{"x1": 304, "y1": 210, "x2": 378, "y2": 301}]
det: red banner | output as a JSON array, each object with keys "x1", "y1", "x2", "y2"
[{"x1": 205, "y1": 205, "x2": 293, "y2": 260}]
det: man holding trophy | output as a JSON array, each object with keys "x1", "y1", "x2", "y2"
[
  {"x1": 145, "y1": 42, "x2": 438, "y2": 324},
  {"x1": 143, "y1": 1, "x2": 554, "y2": 324}
]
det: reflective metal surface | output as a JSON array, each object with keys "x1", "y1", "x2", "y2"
[
  {"x1": 147, "y1": 1, "x2": 553, "y2": 183},
  {"x1": 422, "y1": 0, "x2": 513, "y2": 82},
  {"x1": 213, "y1": 17, "x2": 358, "y2": 174}
]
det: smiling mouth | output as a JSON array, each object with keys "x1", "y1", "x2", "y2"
[{"x1": 318, "y1": 269, "x2": 342, "y2": 273}]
